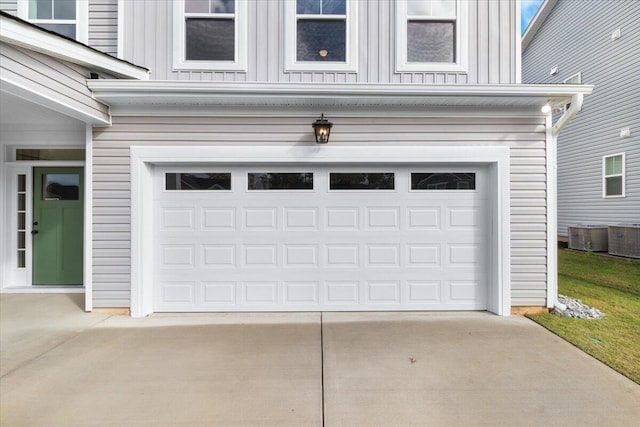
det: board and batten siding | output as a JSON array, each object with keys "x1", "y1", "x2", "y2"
[
  {"x1": 523, "y1": 0, "x2": 640, "y2": 236},
  {"x1": 122, "y1": 0, "x2": 518, "y2": 84},
  {"x1": 0, "y1": 43, "x2": 110, "y2": 122},
  {"x1": 91, "y1": 116, "x2": 548, "y2": 308},
  {"x1": 88, "y1": 0, "x2": 118, "y2": 56}
]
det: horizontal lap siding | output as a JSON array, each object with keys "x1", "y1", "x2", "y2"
[
  {"x1": 89, "y1": 0, "x2": 118, "y2": 56},
  {"x1": 0, "y1": 44, "x2": 110, "y2": 120},
  {"x1": 523, "y1": 1, "x2": 640, "y2": 237},
  {"x1": 0, "y1": 0, "x2": 17, "y2": 15},
  {"x1": 91, "y1": 116, "x2": 547, "y2": 308},
  {"x1": 123, "y1": 0, "x2": 517, "y2": 84}
]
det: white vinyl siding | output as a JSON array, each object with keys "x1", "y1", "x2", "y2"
[
  {"x1": 121, "y1": 0, "x2": 518, "y2": 83},
  {"x1": 0, "y1": 0, "x2": 18, "y2": 15},
  {"x1": 88, "y1": 0, "x2": 118, "y2": 56},
  {"x1": 0, "y1": 43, "x2": 110, "y2": 122},
  {"x1": 91, "y1": 115, "x2": 547, "y2": 308}
]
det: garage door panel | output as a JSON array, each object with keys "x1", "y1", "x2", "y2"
[{"x1": 154, "y1": 166, "x2": 488, "y2": 312}]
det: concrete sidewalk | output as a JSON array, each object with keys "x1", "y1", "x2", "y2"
[{"x1": 1, "y1": 295, "x2": 639, "y2": 426}]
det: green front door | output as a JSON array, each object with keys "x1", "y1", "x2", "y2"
[{"x1": 32, "y1": 167, "x2": 84, "y2": 285}]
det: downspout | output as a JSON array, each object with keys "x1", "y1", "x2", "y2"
[
  {"x1": 548, "y1": 93, "x2": 584, "y2": 312},
  {"x1": 552, "y1": 93, "x2": 583, "y2": 136}
]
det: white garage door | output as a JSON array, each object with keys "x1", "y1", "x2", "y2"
[{"x1": 153, "y1": 166, "x2": 488, "y2": 312}]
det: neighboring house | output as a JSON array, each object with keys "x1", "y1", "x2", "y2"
[
  {"x1": 1, "y1": 0, "x2": 591, "y2": 317},
  {"x1": 522, "y1": 0, "x2": 640, "y2": 240}
]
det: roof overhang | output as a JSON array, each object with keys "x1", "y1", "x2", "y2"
[
  {"x1": 87, "y1": 81, "x2": 594, "y2": 116},
  {"x1": 0, "y1": 12, "x2": 149, "y2": 80}
]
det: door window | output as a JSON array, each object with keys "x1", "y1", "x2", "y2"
[
  {"x1": 411, "y1": 172, "x2": 476, "y2": 190},
  {"x1": 42, "y1": 174, "x2": 80, "y2": 200},
  {"x1": 247, "y1": 173, "x2": 314, "y2": 190},
  {"x1": 329, "y1": 173, "x2": 395, "y2": 190}
]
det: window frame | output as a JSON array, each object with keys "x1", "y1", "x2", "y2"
[
  {"x1": 395, "y1": 0, "x2": 467, "y2": 73},
  {"x1": 173, "y1": 0, "x2": 248, "y2": 72},
  {"x1": 18, "y1": 0, "x2": 88, "y2": 43},
  {"x1": 284, "y1": 0, "x2": 358, "y2": 72},
  {"x1": 602, "y1": 153, "x2": 625, "y2": 198}
]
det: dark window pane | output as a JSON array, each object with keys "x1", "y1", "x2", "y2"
[
  {"x1": 166, "y1": 173, "x2": 231, "y2": 190},
  {"x1": 297, "y1": 0, "x2": 320, "y2": 14},
  {"x1": 43, "y1": 174, "x2": 80, "y2": 200},
  {"x1": 38, "y1": 23, "x2": 76, "y2": 39},
  {"x1": 29, "y1": 0, "x2": 52, "y2": 19},
  {"x1": 297, "y1": 0, "x2": 344, "y2": 15},
  {"x1": 407, "y1": 21, "x2": 454, "y2": 62},
  {"x1": 54, "y1": 0, "x2": 75, "y2": 19},
  {"x1": 322, "y1": 0, "x2": 346, "y2": 15},
  {"x1": 18, "y1": 250, "x2": 26, "y2": 268},
  {"x1": 186, "y1": 18, "x2": 234, "y2": 61},
  {"x1": 211, "y1": 0, "x2": 234, "y2": 13},
  {"x1": 18, "y1": 194, "x2": 26, "y2": 211},
  {"x1": 248, "y1": 173, "x2": 314, "y2": 190},
  {"x1": 16, "y1": 149, "x2": 85, "y2": 161},
  {"x1": 18, "y1": 174, "x2": 26, "y2": 192},
  {"x1": 18, "y1": 232, "x2": 26, "y2": 249},
  {"x1": 605, "y1": 176, "x2": 623, "y2": 196},
  {"x1": 297, "y1": 20, "x2": 345, "y2": 61},
  {"x1": 330, "y1": 173, "x2": 395, "y2": 190},
  {"x1": 411, "y1": 173, "x2": 476, "y2": 190}
]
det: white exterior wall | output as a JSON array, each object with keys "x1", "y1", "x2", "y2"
[
  {"x1": 0, "y1": 43, "x2": 110, "y2": 122},
  {"x1": 121, "y1": 0, "x2": 519, "y2": 84},
  {"x1": 91, "y1": 115, "x2": 547, "y2": 308},
  {"x1": 88, "y1": 0, "x2": 118, "y2": 56}
]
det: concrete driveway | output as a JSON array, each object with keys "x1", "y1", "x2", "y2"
[{"x1": 1, "y1": 294, "x2": 639, "y2": 426}]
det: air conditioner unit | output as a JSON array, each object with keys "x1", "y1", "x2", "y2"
[
  {"x1": 568, "y1": 225, "x2": 608, "y2": 252},
  {"x1": 608, "y1": 224, "x2": 640, "y2": 259}
]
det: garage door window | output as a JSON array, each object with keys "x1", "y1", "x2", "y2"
[
  {"x1": 411, "y1": 173, "x2": 475, "y2": 190},
  {"x1": 165, "y1": 173, "x2": 231, "y2": 190},
  {"x1": 248, "y1": 173, "x2": 314, "y2": 190},
  {"x1": 329, "y1": 173, "x2": 395, "y2": 190}
]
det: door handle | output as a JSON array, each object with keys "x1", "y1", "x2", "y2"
[{"x1": 31, "y1": 230, "x2": 38, "y2": 235}]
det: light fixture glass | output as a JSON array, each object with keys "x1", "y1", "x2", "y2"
[
  {"x1": 312, "y1": 113, "x2": 333, "y2": 144},
  {"x1": 541, "y1": 104, "x2": 552, "y2": 114}
]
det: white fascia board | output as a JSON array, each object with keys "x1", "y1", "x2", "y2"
[
  {"x1": 0, "y1": 16, "x2": 149, "y2": 80},
  {"x1": 522, "y1": 0, "x2": 559, "y2": 52},
  {"x1": 1, "y1": 76, "x2": 111, "y2": 125},
  {"x1": 87, "y1": 81, "x2": 593, "y2": 112}
]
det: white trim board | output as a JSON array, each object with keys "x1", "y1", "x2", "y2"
[
  {"x1": 130, "y1": 145, "x2": 511, "y2": 317},
  {"x1": 0, "y1": 13, "x2": 149, "y2": 80}
]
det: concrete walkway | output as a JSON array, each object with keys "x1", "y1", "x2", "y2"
[{"x1": 1, "y1": 295, "x2": 639, "y2": 426}]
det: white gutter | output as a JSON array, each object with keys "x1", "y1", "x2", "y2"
[{"x1": 548, "y1": 92, "x2": 585, "y2": 311}]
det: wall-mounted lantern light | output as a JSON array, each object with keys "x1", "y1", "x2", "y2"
[{"x1": 312, "y1": 113, "x2": 333, "y2": 144}]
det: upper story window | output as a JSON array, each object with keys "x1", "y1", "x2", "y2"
[
  {"x1": 285, "y1": 0, "x2": 358, "y2": 72},
  {"x1": 603, "y1": 153, "x2": 625, "y2": 198},
  {"x1": 173, "y1": 0, "x2": 247, "y2": 71},
  {"x1": 19, "y1": 0, "x2": 88, "y2": 43},
  {"x1": 396, "y1": 0, "x2": 467, "y2": 73}
]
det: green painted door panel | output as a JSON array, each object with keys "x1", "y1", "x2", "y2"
[{"x1": 33, "y1": 167, "x2": 84, "y2": 285}]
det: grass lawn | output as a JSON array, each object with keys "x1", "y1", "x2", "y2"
[{"x1": 528, "y1": 249, "x2": 640, "y2": 385}]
